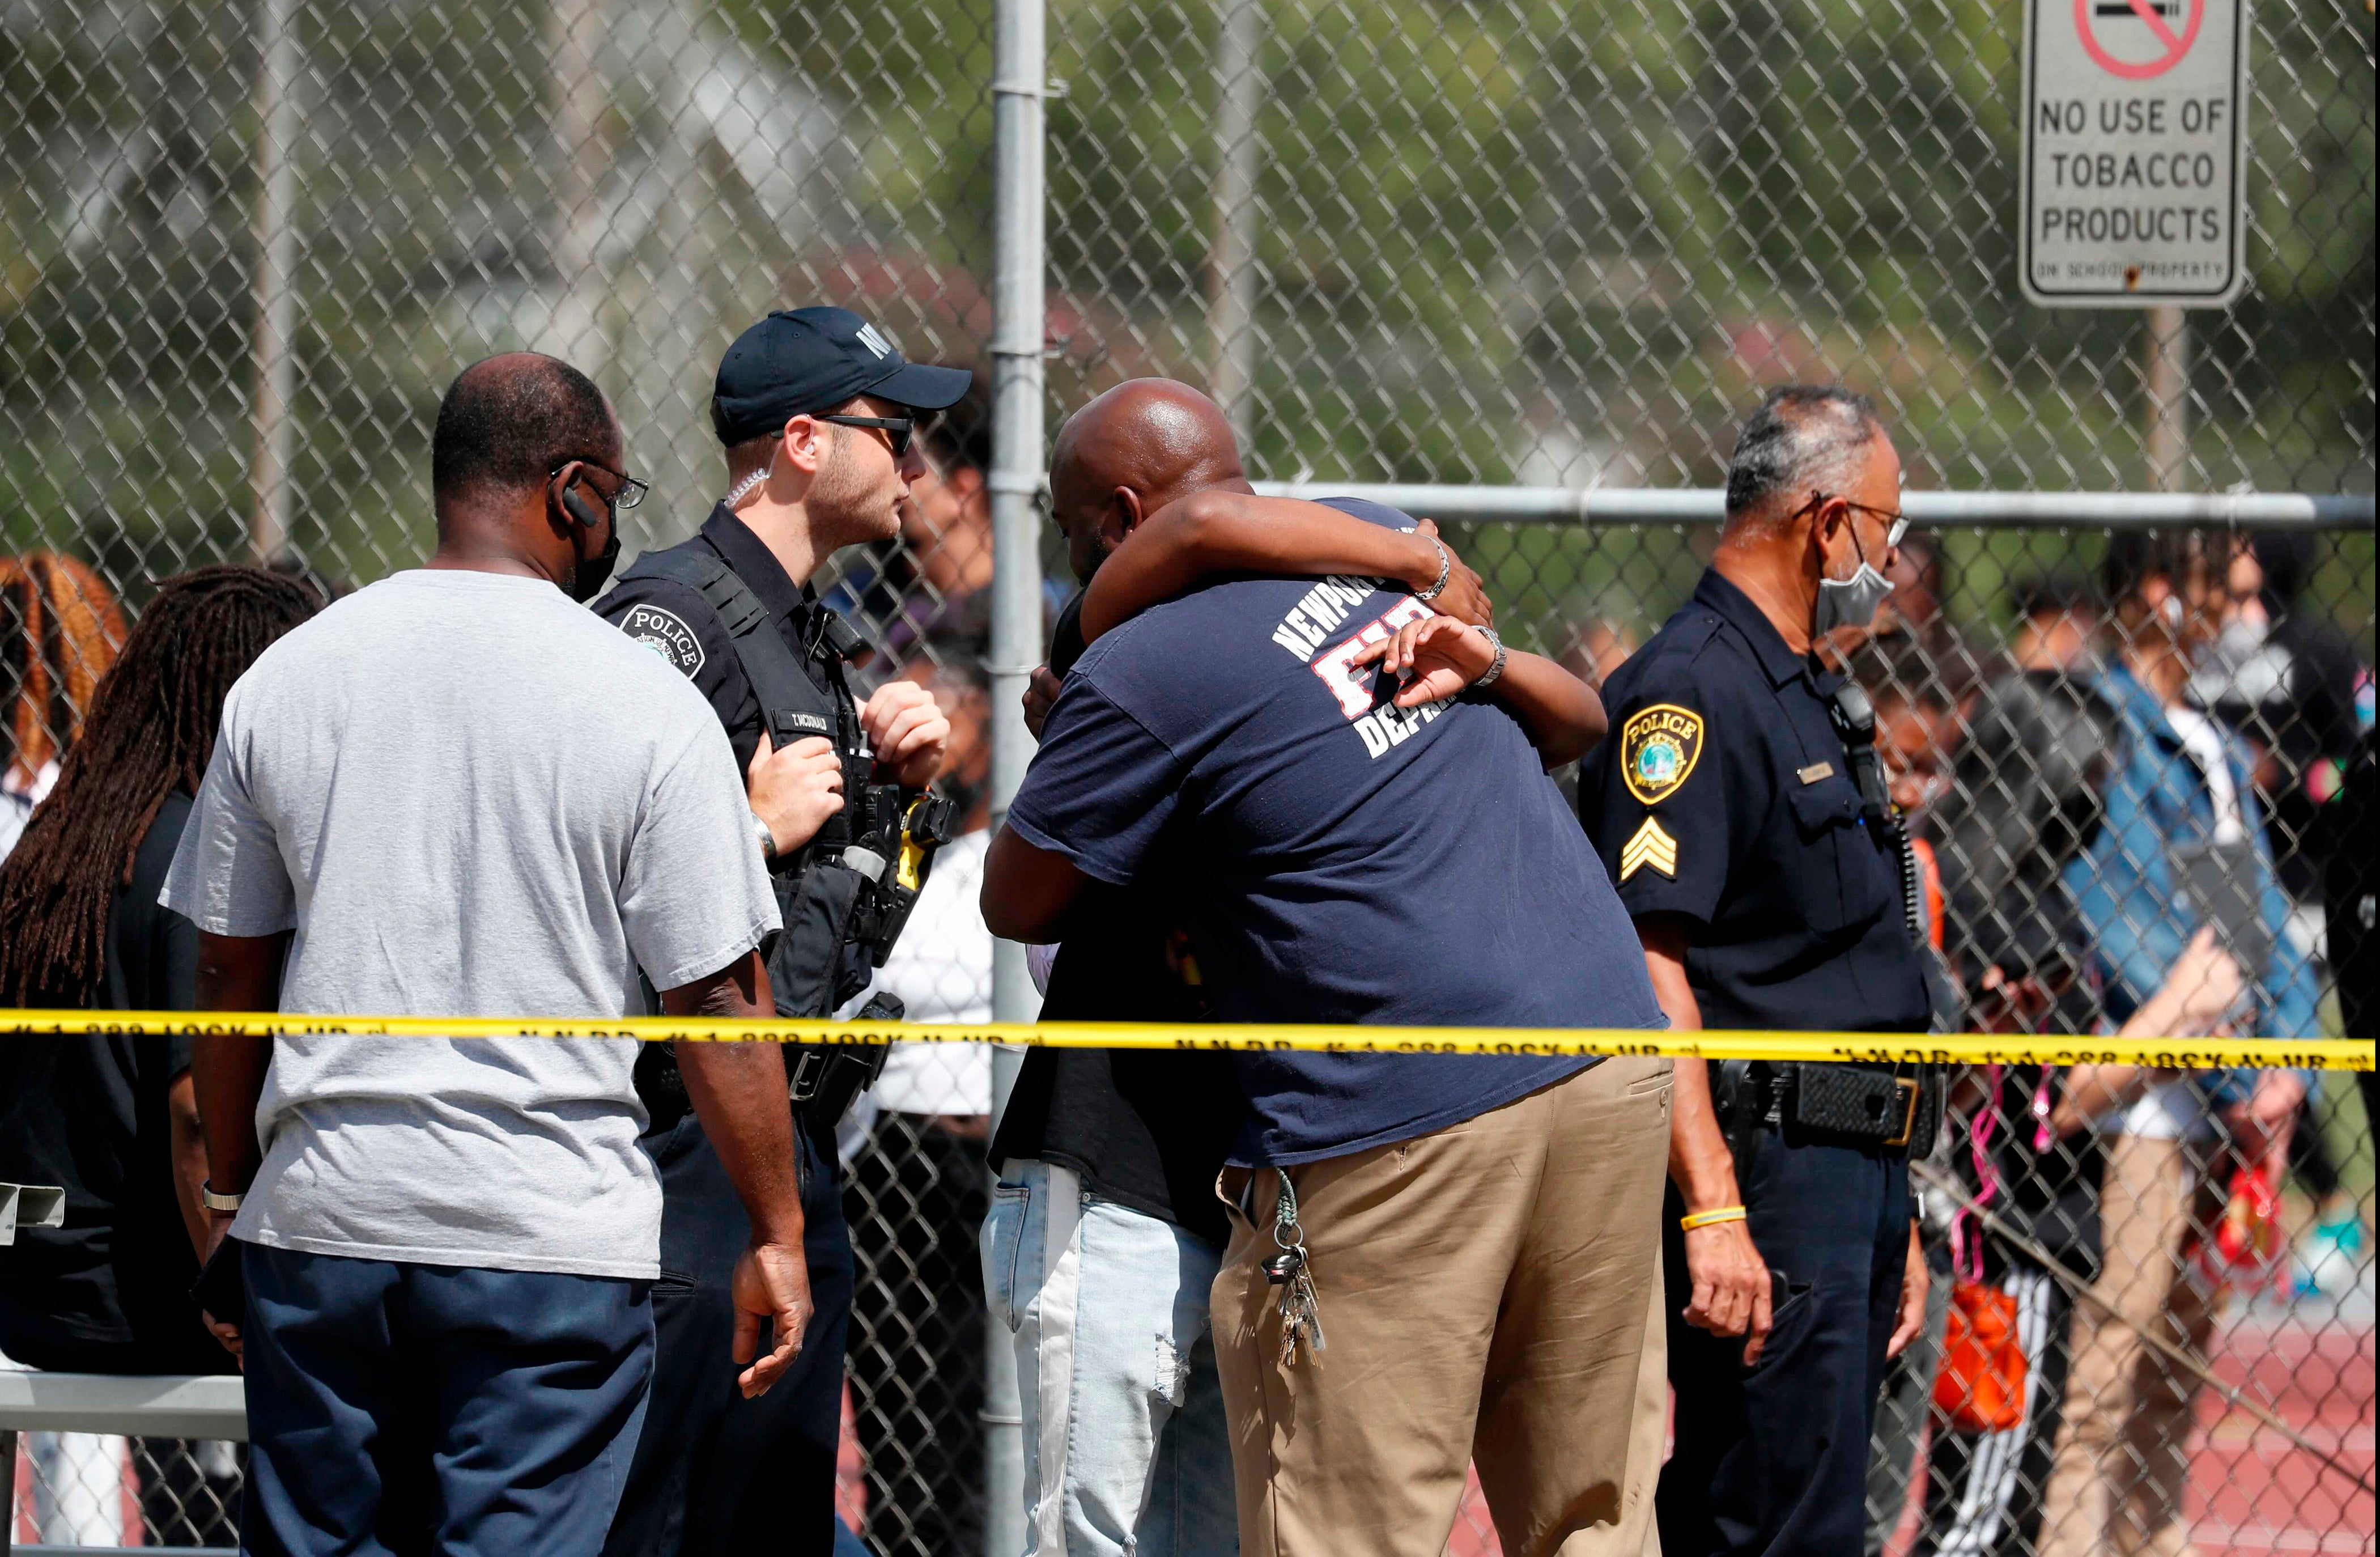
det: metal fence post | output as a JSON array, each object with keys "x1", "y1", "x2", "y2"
[
  {"x1": 543, "y1": 0, "x2": 614, "y2": 379},
  {"x1": 2144, "y1": 305, "x2": 2192, "y2": 493},
  {"x1": 244, "y1": 0, "x2": 300, "y2": 565},
  {"x1": 1206, "y1": 0, "x2": 1263, "y2": 446},
  {"x1": 983, "y1": 0, "x2": 1047, "y2": 1545}
]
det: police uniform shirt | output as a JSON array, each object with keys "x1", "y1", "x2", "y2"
[
  {"x1": 598, "y1": 502, "x2": 878, "y2": 1019},
  {"x1": 1580, "y1": 567, "x2": 1928, "y2": 1033},
  {"x1": 598, "y1": 503, "x2": 849, "y2": 770}
]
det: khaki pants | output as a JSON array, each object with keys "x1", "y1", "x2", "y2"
[
  {"x1": 2035, "y1": 1132, "x2": 2221, "y2": 1557},
  {"x1": 1212, "y1": 1056, "x2": 1673, "y2": 1557}
]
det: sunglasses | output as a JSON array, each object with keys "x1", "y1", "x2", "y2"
[{"x1": 815, "y1": 414, "x2": 914, "y2": 459}]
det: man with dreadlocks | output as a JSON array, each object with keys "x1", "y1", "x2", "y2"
[{"x1": 0, "y1": 564, "x2": 318, "y2": 1544}]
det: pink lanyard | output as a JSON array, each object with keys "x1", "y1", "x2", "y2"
[{"x1": 1952, "y1": 1064, "x2": 2059, "y2": 1284}]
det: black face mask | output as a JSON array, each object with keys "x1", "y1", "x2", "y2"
[{"x1": 567, "y1": 521, "x2": 622, "y2": 603}]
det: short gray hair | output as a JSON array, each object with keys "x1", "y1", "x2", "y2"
[{"x1": 1723, "y1": 386, "x2": 1885, "y2": 529}]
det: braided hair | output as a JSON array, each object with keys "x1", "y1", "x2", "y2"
[
  {"x1": 0, "y1": 566, "x2": 320, "y2": 1007},
  {"x1": 2, "y1": 552, "x2": 129, "y2": 788}
]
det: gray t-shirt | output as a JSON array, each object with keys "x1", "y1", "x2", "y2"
[{"x1": 162, "y1": 568, "x2": 779, "y2": 1279}]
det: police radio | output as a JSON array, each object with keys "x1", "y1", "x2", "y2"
[{"x1": 1828, "y1": 681, "x2": 1923, "y2": 948}]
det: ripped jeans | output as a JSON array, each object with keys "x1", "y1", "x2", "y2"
[{"x1": 981, "y1": 1159, "x2": 1239, "y2": 1557}]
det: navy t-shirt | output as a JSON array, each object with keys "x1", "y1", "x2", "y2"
[{"x1": 1006, "y1": 498, "x2": 1665, "y2": 1166}]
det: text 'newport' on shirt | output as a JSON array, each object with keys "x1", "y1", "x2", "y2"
[{"x1": 1006, "y1": 498, "x2": 1664, "y2": 1166}]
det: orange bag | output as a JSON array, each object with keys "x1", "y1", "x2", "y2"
[{"x1": 1933, "y1": 1280, "x2": 2029, "y2": 1433}]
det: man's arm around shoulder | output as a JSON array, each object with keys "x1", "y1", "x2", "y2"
[{"x1": 663, "y1": 947, "x2": 812, "y2": 1399}]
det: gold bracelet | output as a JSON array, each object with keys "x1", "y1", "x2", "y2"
[{"x1": 1679, "y1": 1205, "x2": 1748, "y2": 1231}]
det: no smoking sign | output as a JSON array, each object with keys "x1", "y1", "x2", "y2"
[
  {"x1": 2079, "y1": 0, "x2": 2205, "y2": 80},
  {"x1": 2021, "y1": 0, "x2": 2247, "y2": 307}
]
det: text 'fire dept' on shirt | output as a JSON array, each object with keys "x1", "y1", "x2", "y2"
[{"x1": 1006, "y1": 498, "x2": 1664, "y2": 1168}]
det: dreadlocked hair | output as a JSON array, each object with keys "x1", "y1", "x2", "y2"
[
  {"x1": 2, "y1": 552, "x2": 129, "y2": 788},
  {"x1": 0, "y1": 566, "x2": 320, "y2": 1008}
]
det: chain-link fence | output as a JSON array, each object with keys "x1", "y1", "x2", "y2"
[{"x1": 3, "y1": 0, "x2": 2373, "y2": 1551}]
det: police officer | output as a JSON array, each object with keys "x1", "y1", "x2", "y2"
[
  {"x1": 595, "y1": 307, "x2": 966, "y2": 1557},
  {"x1": 1580, "y1": 385, "x2": 1935, "y2": 1557}
]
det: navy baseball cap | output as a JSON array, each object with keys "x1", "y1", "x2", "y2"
[{"x1": 711, "y1": 307, "x2": 971, "y2": 446}]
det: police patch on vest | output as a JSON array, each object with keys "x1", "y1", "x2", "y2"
[
  {"x1": 1620, "y1": 703, "x2": 1704, "y2": 805},
  {"x1": 621, "y1": 604, "x2": 704, "y2": 677}
]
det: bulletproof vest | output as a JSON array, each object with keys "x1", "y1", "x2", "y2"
[{"x1": 615, "y1": 547, "x2": 877, "y2": 1017}]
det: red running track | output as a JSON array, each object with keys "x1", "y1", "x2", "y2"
[{"x1": 1446, "y1": 1316, "x2": 2375, "y2": 1557}]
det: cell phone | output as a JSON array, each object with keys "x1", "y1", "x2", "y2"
[
  {"x1": 192, "y1": 1235, "x2": 246, "y2": 1326},
  {"x1": 1769, "y1": 1266, "x2": 1791, "y2": 1315}
]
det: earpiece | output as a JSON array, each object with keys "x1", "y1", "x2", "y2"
[{"x1": 560, "y1": 483, "x2": 604, "y2": 529}]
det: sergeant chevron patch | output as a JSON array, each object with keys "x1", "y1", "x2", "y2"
[{"x1": 1619, "y1": 816, "x2": 1678, "y2": 881}]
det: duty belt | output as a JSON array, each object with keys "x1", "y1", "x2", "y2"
[
  {"x1": 1713, "y1": 1059, "x2": 1941, "y2": 1166},
  {"x1": 634, "y1": 993, "x2": 902, "y2": 1139}
]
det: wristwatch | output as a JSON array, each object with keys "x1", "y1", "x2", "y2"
[
  {"x1": 199, "y1": 1179, "x2": 244, "y2": 1214},
  {"x1": 751, "y1": 809, "x2": 779, "y2": 862}
]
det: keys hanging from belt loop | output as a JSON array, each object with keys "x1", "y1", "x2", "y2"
[{"x1": 1259, "y1": 1171, "x2": 1325, "y2": 1366}]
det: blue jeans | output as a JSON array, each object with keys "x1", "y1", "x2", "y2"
[
  {"x1": 981, "y1": 1160, "x2": 1238, "y2": 1557},
  {"x1": 240, "y1": 1242, "x2": 653, "y2": 1557}
]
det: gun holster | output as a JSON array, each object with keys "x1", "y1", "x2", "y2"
[
  {"x1": 634, "y1": 992, "x2": 904, "y2": 1140},
  {"x1": 1711, "y1": 1059, "x2": 1775, "y2": 1182},
  {"x1": 788, "y1": 992, "x2": 903, "y2": 1130}
]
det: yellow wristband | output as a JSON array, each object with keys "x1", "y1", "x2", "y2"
[{"x1": 1680, "y1": 1205, "x2": 1748, "y2": 1231}]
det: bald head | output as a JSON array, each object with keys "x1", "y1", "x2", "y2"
[
  {"x1": 1048, "y1": 379, "x2": 1247, "y2": 584},
  {"x1": 432, "y1": 351, "x2": 619, "y2": 527}
]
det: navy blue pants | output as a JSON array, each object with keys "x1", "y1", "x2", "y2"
[
  {"x1": 601, "y1": 1110, "x2": 853, "y2": 1557},
  {"x1": 1656, "y1": 1128, "x2": 1912, "y2": 1557},
  {"x1": 239, "y1": 1244, "x2": 653, "y2": 1557}
]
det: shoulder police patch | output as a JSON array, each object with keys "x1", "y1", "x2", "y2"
[
  {"x1": 620, "y1": 604, "x2": 704, "y2": 677},
  {"x1": 1620, "y1": 703, "x2": 1704, "y2": 805}
]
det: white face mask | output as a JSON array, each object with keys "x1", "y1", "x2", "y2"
[{"x1": 1813, "y1": 520, "x2": 1894, "y2": 634}]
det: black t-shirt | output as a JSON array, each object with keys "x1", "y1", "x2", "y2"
[
  {"x1": 989, "y1": 892, "x2": 1243, "y2": 1247},
  {"x1": 0, "y1": 793, "x2": 228, "y2": 1373},
  {"x1": 988, "y1": 592, "x2": 1243, "y2": 1246}
]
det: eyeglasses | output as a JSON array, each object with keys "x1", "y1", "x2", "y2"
[
  {"x1": 1803, "y1": 490, "x2": 1907, "y2": 549},
  {"x1": 814, "y1": 414, "x2": 914, "y2": 460},
  {"x1": 551, "y1": 460, "x2": 649, "y2": 511}
]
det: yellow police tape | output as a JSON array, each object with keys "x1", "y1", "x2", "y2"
[{"x1": 2, "y1": 1010, "x2": 2371, "y2": 1069}]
